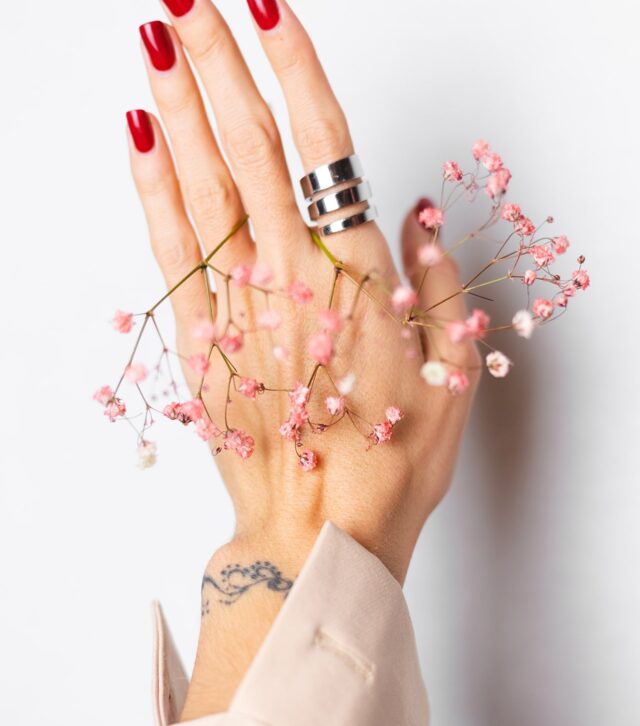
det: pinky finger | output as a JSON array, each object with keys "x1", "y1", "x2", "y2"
[{"x1": 126, "y1": 109, "x2": 208, "y2": 327}]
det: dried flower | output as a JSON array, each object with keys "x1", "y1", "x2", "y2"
[
  {"x1": 326, "y1": 396, "x2": 345, "y2": 416},
  {"x1": 224, "y1": 429, "x2": 255, "y2": 459},
  {"x1": 189, "y1": 354, "x2": 210, "y2": 376},
  {"x1": 308, "y1": 330, "x2": 333, "y2": 365},
  {"x1": 447, "y1": 371, "x2": 470, "y2": 394},
  {"x1": 112, "y1": 310, "x2": 134, "y2": 334},
  {"x1": 486, "y1": 351, "x2": 512, "y2": 378},
  {"x1": 512, "y1": 310, "x2": 535, "y2": 339},
  {"x1": 287, "y1": 280, "x2": 314, "y2": 304},
  {"x1": 196, "y1": 419, "x2": 220, "y2": 441},
  {"x1": 418, "y1": 243, "x2": 443, "y2": 267},
  {"x1": 137, "y1": 440, "x2": 157, "y2": 469},
  {"x1": 420, "y1": 361, "x2": 448, "y2": 386},
  {"x1": 533, "y1": 298, "x2": 554, "y2": 320},
  {"x1": 443, "y1": 161, "x2": 463, "y2": 181},
  {"x1": 392, "y1": 285, "x2": 418, "y2": 312},
  {"x1": 418, "y1": 206, "x2": 445, "y2": 229},
  {"x1": 125, "y1": 363, "x2": 147, "y2": 384},
  {"x1": 238, "y1": 377, "x2": 262, "y2": 399},
  {"x1": 257, "y1": 309, "x2": 282, "y2": 330},
  {"x1": 299, "y1": 450, "x2": 318, "y2": 472}
]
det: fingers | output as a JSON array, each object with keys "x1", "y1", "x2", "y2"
[
  {"x1": 247, "y1": 1, "x2": 385, "y2": 257},
  {"x1": 162, "y1": 2, "x2": 308, "y2": 262},
  {"x1": 126, "y1": 110, "x2": 210, "y2": 326},
  {"x1": 401, "y1": 200, "x2": 474, "y2": 364},
  {"x1": 248, "y1": 0, "x2": 353, "y2": 173},
  {"x1": 138, "y1": 21, "x2": 253, "y2": 271}
]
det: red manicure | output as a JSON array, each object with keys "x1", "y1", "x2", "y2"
[
  {"x1": 247, "y1": 0, "x2": 280, "y2": 31},
  {"x1": 127, "y1": 110, "x2": 155, "y2": 153},
  {"x1": 163, "y1": 0, "x2": 195, "y2": 17},
  {"x1": 139, "y1": 21, "x2": 176, "y2": 71}
]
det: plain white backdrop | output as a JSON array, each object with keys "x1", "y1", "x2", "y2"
[{"x1": 1, "y1": 0, "x2": 638, "y2": 724}]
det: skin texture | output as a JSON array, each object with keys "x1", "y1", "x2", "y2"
[{"x1": 127, "y1": 0, "x2": 480, "y2": 718}]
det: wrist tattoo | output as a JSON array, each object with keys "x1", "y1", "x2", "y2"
[{"x1": 201, "y1": 560, "x2": 294, "y2": 611}]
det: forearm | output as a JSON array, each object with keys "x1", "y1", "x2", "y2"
[{"x1": 180, "y1": 529, "x2": 319, "y2": 721}]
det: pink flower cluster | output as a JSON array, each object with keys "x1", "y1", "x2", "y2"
[{"x1": 368, "y1": 407, "x2": 405, "y2": 447}]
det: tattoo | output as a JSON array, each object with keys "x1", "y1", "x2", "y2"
[{"x1": 201, "y1": 560, "x2": 294, "y2": 609}]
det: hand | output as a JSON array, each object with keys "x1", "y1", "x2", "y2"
[{"x1": 127, "y1": 0, "x2": 479, "y2": 716}]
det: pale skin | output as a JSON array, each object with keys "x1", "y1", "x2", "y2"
[{"x1": 127, "y1": 0, "x2": 480, "y2": 719}]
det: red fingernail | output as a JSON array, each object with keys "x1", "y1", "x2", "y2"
[
  {"x1": 163, "y1": 0, "x2": 195, "y2": 17},
  {"x1": 247, "y1": 0, "x2": 280, "y2": 31},
  {"x1": 127, "y1": 110, "x2": 155, "y2": 153},
  {"x1": 139, "y1": 21, "x2": 176, "y2": 71}
]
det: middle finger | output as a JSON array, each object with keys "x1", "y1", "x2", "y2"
[{"x1": 163, "y1": 0, "x2": 309, "y2": 263}]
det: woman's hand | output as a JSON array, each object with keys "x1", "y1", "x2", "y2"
[{"x1": 127, "y1": 0, "x2": 479, "y2": 716}]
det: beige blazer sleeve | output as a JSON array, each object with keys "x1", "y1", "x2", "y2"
[{"x1": 152, "y1": 522, "x2": 429, "y2": 726}]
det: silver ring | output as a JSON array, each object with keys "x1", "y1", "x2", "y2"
[
  {"x1": 308, "y1": 181, "x2": 372, "y2": 221},
  {"x1": 300, "y1": 154, "x2": 363, "y2": 201},
  {"x1": 319, "y1": 205, "x2": 378, "y2": 236}
]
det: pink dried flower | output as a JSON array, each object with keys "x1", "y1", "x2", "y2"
[
  {"x1": 93, "y1": 385, "x2": 114, "y2": 406},
  {"x1": 104, "y1": 398, "x2": 126, "y2": 422},
  {"x1": 563, "y1": 283, "x2": 577, "y2": 298},
  {"x1": 530, "y1": 244, "x2": 556, "y2": 268},
  {"x1": 466, "y1": 309, "x2": 490, "y2": 339},
  {"x1": 257, "y1": 309, "x2": 282, "y2": 331},
  {"x1": 512, "y1": 310, "x2": 535, "y2": 339},
  {"x1": 385, "y1": 406, "x2": 404, "y2": 424},
  {"x1": 337, "y1": 373, "x2": 356, "y2": 395},
  {"x1": 318, "y1": 309, "x2": 342, "y2": 333},
  {"x1": 287, "y1": 280, "x2": 314, "y2": 304},
  {"x1": 552, "y1": 235, "x2": 570, "y2": 254},
  {"x1": 486, "y1": 168, "x2": 511, "y2": 198},
  {"x1": 514, "y1": 217, "x2": 536, "y2": 237},
  {"x1": 177, "y1": 399, "x2": 205, "y2": 424},
  {"x1": 196, "y1": 418, "x2": 220, "y2": 442},
  {"x1": 418, "y1": 243, "x2": 443, "y2": 267},
  {"x1": 486, "y1": 351, "x2": 512, "y2": 378},
  {"x1": 572, "y1": 269, "x2": 590, "y2": 290},
  {"x1": 238, "y1": 377, "x2": 262, "y2": 399},
  {"x1": 326, "y1": 396, "x2": 345, "y2": 416},
  {"x1": 482, "y1": 152, "x2": 503, "y2": 172},
  {"x1": 224, "y1": 429, "x2": 255, "y2": 460},
  {"x1": 418, "y1": 206, "x2": 445, "y2": 229},
  {"x1": 443, "y1": 160, "x2": 463, "y2": 181},
  {"x1": 370, "y1": 421, "x2": 394, "y2": 445},
  {"x1": 112, "y1": 310, "x2": 134, "y2": 334},
  {"x1": 163, "y1": 402, "x2": 181, "y2": 420},
  {"x1": 447, "y1": 371, "x2": 470, "y2": 394},
  {"x1": 188, "y1": 354, "x2": 210, "y2": 376},
  {"x1": 308, "y1": 330, "x2": 333, "y2": 365},
  {"x1": 218, "y1": 331, "x2": 243, "y2": 354},
  {"x1": 289, "y1": 383, "x2": 310, "y2": 408},
  {"x1": 125, "y1": 363, "x2": 147, "y2": 384},
  {"x1": 392, "y1": 285, "x2": 418, "y2": 312},
  {"x1": 230, "y1": 264, "x2": 252, "y2": 287},
  {"x1": 299, "y1": 450, "x2": 318, "y2": 472},
  {"x1": 272, "y1": 345, "x2": 289, "y2": 362},
  {"x1": 533, "y1": 298, "x2": 554, "y2": 320},
  {"x1": 192, "y1": 319, "x2": 217, "y2": 343},
  {"x1": 472, "y1": 139, "x2": 490, "y2": 161},
  {"x1": 446, "y1": 320, "x2": 469, "y2": 344},
  {"x1": 250, "y1": 263, "x2": 273, "y2": 287},
  {"x1": 555, "y1": 293, "x2": 569, "y2": 308},
  {"x1": 501, "y1": 203, "x2": 522, "y2": 222},
  {"x1": 523, "y1": 270, "x2": 537, "y2": 286}
]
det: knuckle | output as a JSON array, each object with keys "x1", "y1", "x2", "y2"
[
  {"x1": 189, "y1": 27, "x2": 229, "y2": 65},
  {"x1": 153, "y1": 234, "x2": 194, "y2": 274},
  {"x1": 296, "y1": 117, "x2": 350, "y2": 165},
  {"x1": 158, "y1": 91, "x2": 198, "y2": 117},
  {"x1": 184, "y1": 177, "x2": 235, "y2": 224},
  {"x1": 136, "y1": 173, "x2": 173, "y2": 199},
  {"x1": 225, "y1": 118, "x2": 280, "y2": 172}
]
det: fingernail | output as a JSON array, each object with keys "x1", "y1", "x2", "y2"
[
  {"x1": 163, "y1": 0, "x2": 195, "y2": 17},
  {"x1": 416, "y1": 197, "x2": 433, "y2": 219},
  {"x1": 127, "y1": 110, "x2": 155, "y2": 153},
  {"x1": 247, "y1": 0, "x2": 280, "y2": 31},
  {"x1": 139, "y1": 21, "x2": 176, "y2": 71}
]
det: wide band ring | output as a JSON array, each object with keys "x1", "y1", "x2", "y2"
[
  {"x1": 319, "y1": 205, "x2": 378, "y2": 237},
  {"x1": 300, "y1": 154, "x2": 363, "y2": 201},
  {"x1": 308, "y1": 181, "x2": 372, "y2": 221}
]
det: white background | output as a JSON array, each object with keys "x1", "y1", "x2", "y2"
[{"x1": 1, "y1": 1, "x2": 638, "y2": 724}]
